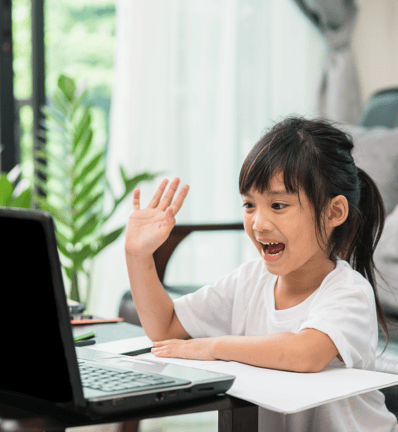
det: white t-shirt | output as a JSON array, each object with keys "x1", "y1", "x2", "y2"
[{"x1": 173, "y1": 258, "x2": 398, "y2": 432}]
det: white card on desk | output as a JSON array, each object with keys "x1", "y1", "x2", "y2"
[
  {"x1": 135, "y1": 352, "x2": 398, "y2": 414},
  {"x1": 88, "y1": 336, "x2": 153, "y2": 356}
]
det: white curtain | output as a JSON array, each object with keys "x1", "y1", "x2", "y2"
[{"x1": 92, "y1": 0, "x2": 327, "y2": 317}]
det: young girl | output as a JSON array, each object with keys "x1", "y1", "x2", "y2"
[{"x1": 124, "y1": 117, "x2": 398, "y2": 431}]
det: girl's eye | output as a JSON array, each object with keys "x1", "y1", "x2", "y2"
[
  {"x1": 242, "y1": 202, "x2": 254, "y2": 209},
  {"x1": 272, "y1": 203, "x2": 287, "y2": 210}
]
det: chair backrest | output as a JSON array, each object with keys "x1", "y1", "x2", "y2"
[{"x1": 360, "y1": 88, "x2": 398, "y2": 128}]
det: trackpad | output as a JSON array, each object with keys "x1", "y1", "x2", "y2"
[{"x1": 103, "y1": 356, "x2": 232, "y2": 384}]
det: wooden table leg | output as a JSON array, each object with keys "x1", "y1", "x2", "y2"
[
  {"x1": 219, "y1": 404, "x2": 258, "y2": 432},
  {"x1": 118, "y1": 420, "x2": 140, "y2": 432}
]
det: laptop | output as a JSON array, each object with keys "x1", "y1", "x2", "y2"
[{"x1": 0, "y1": 207, "x2": 235, "y2": 417}]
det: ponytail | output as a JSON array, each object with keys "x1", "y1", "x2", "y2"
[
  {"x1": 348, "y1": 168, "x2": 385, "y2": 288},
  {"x1": 344, "y1": 167, "x2": 390, "y2": 352}
]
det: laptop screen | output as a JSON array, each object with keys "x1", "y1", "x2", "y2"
[{"x1": 0, "y1": 209, "x2": 74, "y2": 403}]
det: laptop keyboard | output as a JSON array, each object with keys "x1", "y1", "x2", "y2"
[{"x1": 79, "y1": 362, "x2": 179, "y2": 393}]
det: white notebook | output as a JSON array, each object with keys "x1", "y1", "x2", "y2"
[{"x1": 88, "y1": 336, "x2": 398, "y2": 414}]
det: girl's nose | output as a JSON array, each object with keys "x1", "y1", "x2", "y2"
[{"x1": 253, "y1": 213, "x2": 274, "y2": 232}]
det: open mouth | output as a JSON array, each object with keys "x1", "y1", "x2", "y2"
[{"x1": 260, "y1": 242, "x2": 285, "y2": 257}]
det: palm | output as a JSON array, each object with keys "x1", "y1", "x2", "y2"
[
  {"x1": 128, "y1": 207, "x2": 171, "y2": 251},
  {"x1": 125, "y1": 178, "x2": 189, "y2": 256}
]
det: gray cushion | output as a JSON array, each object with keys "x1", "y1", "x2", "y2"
[
  {"x1": 374, "y1": 204, "x2": 398, "y2": 310},
  {"x1": 340, "y1": 124, "x2": 398, "y2": 216}
]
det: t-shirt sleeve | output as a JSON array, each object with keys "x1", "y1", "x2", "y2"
[
  {"x1": 173, "y1": 266, "x2": 241, "y2": 339},
  {"x1": 298, "y1": 273, "x2": 377, "y2": 369}
]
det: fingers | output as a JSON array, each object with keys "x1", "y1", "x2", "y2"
[
  {"x1": 147, "y1": 178, "x2": 169, "y2": 208},
  {"x1": 170, "y1": 184, "x2": 189, "y2": 215},
  {"x1": 132, "y1": 188, "x2": 140, "y2": 210},
  {"x1": 164, "y1": 207, "x2": 174, "y2": 225},
  {"x1": 153, "y1": 340, "x2": 175, "y2": 347},
  {"x1": 134, "y1": 177, "x2": 189, "y2": 213},
  {"x1": 158, "y1": 178, "x2": 181, "y2": 210},
  {"x1": 152, "y1": 340, "x2": 179, "y2": 358}
]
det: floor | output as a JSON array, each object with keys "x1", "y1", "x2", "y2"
[{"x1": 67, "y1": 411, "x2": 218, "y2": 431}]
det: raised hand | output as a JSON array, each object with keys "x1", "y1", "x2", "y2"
[{"x1": 125, "y1": 178, "x2": 189, "y2": 257}]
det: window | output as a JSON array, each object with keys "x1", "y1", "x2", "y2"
[{"x1": 12, "y1": 0, "x2": 116, "y2": 184}]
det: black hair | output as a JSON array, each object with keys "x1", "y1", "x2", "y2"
[{"x1": 239, "y1": 116, "x2": 390, "y2": 351}]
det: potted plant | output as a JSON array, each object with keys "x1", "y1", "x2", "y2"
[
  {"x1": 33, "y1": 74, "x2": 158, "y2": 307},
  {"x1": 0, "y1": 163, "x2": 32, "y2": 208}
]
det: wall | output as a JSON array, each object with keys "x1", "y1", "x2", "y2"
[{"x1": 353, "y1": 0, "x2": 398, "y2": 103}]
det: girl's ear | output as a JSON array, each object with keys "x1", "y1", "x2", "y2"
[{"x1": 326, "y1": 195, "x2": 349, "y2": 228}]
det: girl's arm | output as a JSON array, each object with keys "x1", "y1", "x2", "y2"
[
  {"x1": 152, "y1": 329, "x2": 339, "y2": 373},
  {"x1": 125, "y1": 178, "x2": 191, "y2": 342},
  {"x1": 125, "y1": 253, "x2": 190, "y2": 341}
]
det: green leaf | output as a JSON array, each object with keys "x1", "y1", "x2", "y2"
[
  {"x1": 35, "y1": 145, "x2": 65, "y2": 160},
  {"x1": 47, "y1": 189, "x2": 72, "y2": 211},
  {"x1": 103, "y1": 171, "x2": 160, "y2": 223},
  {"x1": 0, "y1": 174, "x2": 13, "y2": 206},
  {"x1": 52, "y1": 92, "x2": 70, "y2": 116},
  {"x1": 58, "y1": 75, "x2": 76, "y2": 102},
  {"x1": 10, "y1": 188, "x2": 32, "y2": 209},
  {"x1": 73, "y1": 105, "x2": 92, "y2": 151},
  {"x1": 63, "y1": 266, "x2": 72, "y2": 281},
  {"x1": 55, "y1": 227, "x2": 72, "y2": 245},
  {"x1": 95, "y1": 227, "x2": 125, "y2": 256},
  {"x1": 74, "y1": 191, "x2": 104, "y2": 222},
  {"x1": 124, "y1": 172, "x2": 158, "y2": 193},
  {"x1": 34, "y1": 151, "x2": 71, "y2": 179},
  {"x1": 73, "y1": 244, "x2": 94, "y2": 269},
  {"x1": 33, "y1": 194, "x2": 72, "y2": 228},
  {"x1": 120, "y1": 165, "x2": 128, "y2": 186},
  {"x1": 35, "y1": 178, "x2": 70, "y2": 205},
  {"x1": 55, "y1": 234, "x2": 70, "y2": 259},
  {"x1": 73, "y1": 169, "x2": 105, "y2": 207},
  {"x1": 73, "y1": 151, "x2": 104, "y2": 188},
  {"x1": 70, "y1": 88, "x2": 88, "y2": 120},
  {"x1": 55, "y1": 229, "x2": 72, "y2": 253},
  {"x1": 57, "y1": 243, "x2": 69, "y2": 261},
  {"x1": 75, "y1": 128, "x2": 94, "y2": 167},
  {"x1": 73, "y1": 213, "x2": 99, "y2": 244},
  {"x1": 42, "y1": 107, "x2": 68, "y2": 131},
  {"x1": 116, "y1": 172, "x2": 158, "y2": 207},
  {"x1": 36, "y1": 166, "x2": 69, "y2": 191}
]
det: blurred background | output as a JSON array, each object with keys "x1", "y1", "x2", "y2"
[
  {"x1": 2, "y1": 1, "x2": 398, "y2": 431},
  {"x1": 3, "y1": 0, "x2": 398, "y2": 320}
]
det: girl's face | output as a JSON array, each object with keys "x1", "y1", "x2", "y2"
[{"x1": 242, "y1": 173, "x2": 332, "y2": 281}]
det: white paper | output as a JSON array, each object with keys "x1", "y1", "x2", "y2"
[
  {"x1": 87, "y1": 337, "x2": 398, "y2": 414},
  {"x1": 88, "y1": 336, "x2": 153, "y2": 355},
  {"x1": 135, "y1": 353, "x2": 398, "y2": 414}
]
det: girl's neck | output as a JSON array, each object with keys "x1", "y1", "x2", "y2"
[{"x1": 276, "y1": 258, "x2": 336, "y2": 296}]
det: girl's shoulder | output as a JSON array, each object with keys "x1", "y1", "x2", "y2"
[
  {"x1": 318, "y1": 259, "x2": 375, "y2": 305},
  {"x1": 333, "y1": 259, "x2": 371, "y2": 284}
]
